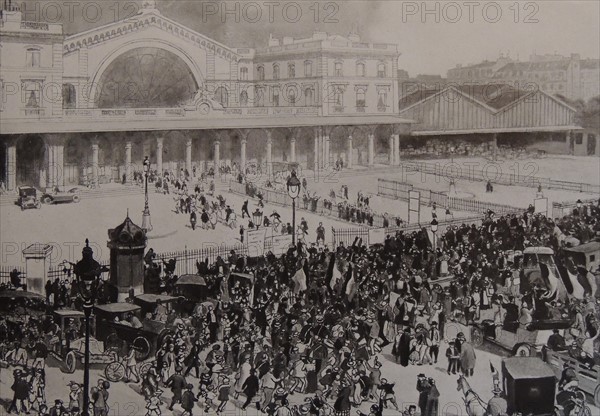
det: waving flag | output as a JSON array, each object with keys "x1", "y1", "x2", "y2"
[
  {"x1": 292, "y1": 267, "x2": 307, "y2": 294},
  {"x1": 344, "y1": 264, "x2": 357, "y2": 302},
  {"x1": 539, "y1": 262, "x2": 560, "y2": 301},
  {"x1": 328, "y1": 253, "x2": 343, "y2": 290}
]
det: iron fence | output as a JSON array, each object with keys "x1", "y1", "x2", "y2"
[{"x1": 0, "y1": 265, "x2": 26, "y2": 285}]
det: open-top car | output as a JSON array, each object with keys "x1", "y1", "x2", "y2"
[
  {"x1": 16, "y1": 186, "x2": 41, "y2": 210},
  {"x1": 41, "y1": 187, "x2": 81, "y2": 204}
]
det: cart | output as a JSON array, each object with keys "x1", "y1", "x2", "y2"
[{"x1": 544, "y1": 348, "x2": 600, "y2": 407}]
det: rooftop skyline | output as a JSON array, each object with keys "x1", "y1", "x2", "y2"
[{"x1": 9, "y1": 0, "x2": 600, "y2": 76}]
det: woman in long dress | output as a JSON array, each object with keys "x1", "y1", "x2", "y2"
[{"x1": 234, "y1": 359, "x2": 252, "y2": 398}]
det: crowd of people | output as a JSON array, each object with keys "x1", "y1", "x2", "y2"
[{"x1": 1, "y1": 185, "x2": 599, "y2": 415}]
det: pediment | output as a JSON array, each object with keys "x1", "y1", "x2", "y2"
[{"x1": 63, "y1": 9, "x2": 239, "y2": 62}]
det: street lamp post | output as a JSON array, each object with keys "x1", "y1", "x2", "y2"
[
  {"x1": 253, "y1": 209, "x2": 263, "y2": 230},
  {"x1": 142, "y1": 156, "x2": 153, "y2": 232},
  {"x1": 430, "y1": 219, "x2": 438, "y2": 279},
  {"x1": 73, "y1": 239, "x2": 106, "y2": 416},
  {"x1": 286, "y1": 170, "x2": 301, "y2": 245}
]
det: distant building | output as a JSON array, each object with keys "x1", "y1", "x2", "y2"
[
  {"x1": 398, "y1": 70, "x2": 447, "y2": 98},
  {"x1": 447, "y1": 54, "x2": 599, "y2": 101}
]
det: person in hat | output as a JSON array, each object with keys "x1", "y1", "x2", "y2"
[
  {"x1": 486, "y1": 386, "x2": 508, "y2": 416},
  {"x1": 67, "y1": 381, "x2": 83, "y2": 414},
  {"x1": 216, "y1": 376, "x2": 231, "y2": 413},
  {"x1": 48, "y1": 399, "x2": 69, "y2": 416},
  {"x1": 416, "y1": 374, "x2": 430, "y2": 416},
  {"x1": 458, "y1": 335, "x2": 476, "y2": 377},
  {"x1": 181, "y1": 383, "x2": 197, "y2": 416},
  {"x1": 8, "y1": 368, "x2": 30, "y2": 414},
  {"x1": 240, "y1": 368, "x2": 260, "y2": 411},
  {"x1": 166, "y1": 366, "x2": 187, "y2": 411},
  {"x1": 445, "y1": 339, "x2": 460, "y2": 375},
  {"x1": 424, "y1": 378, "x2": 439, "y2": 416}
]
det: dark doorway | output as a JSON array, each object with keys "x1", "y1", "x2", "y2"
[{"x1": 16, "y1": 135, "x2": 45, "y2": 187}]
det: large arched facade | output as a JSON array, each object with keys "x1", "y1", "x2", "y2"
[{"x1": 88, "y1": 40, "x2": 204, "y2": 108}]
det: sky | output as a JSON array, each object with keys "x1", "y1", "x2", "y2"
[{"x1": 15, "y1": 0, "x2": 600, "y2": 76}]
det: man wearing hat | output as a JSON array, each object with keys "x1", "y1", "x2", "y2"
[
  {"x1": 486, "y1": 386, "x2": 508, "y2": 416},
  {"x1": 49, "y1": 399, "x2": 69, "y2": 416},
  {"x1": 68, "y1": 381, "x2": 84, "y2": 414},
  {"x1": 8, "y1": 368, "x2": 30, "y2": 414},
  {"x1": 416, "y1": 374, "x2": 430, "y2": 416},
  {"x1": 166, "y1": 366, "x2": 188, "y2": 411}
]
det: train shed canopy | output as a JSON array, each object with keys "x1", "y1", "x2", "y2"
[{"x1": 398, "y1": 84, "x2": 582, "y2": 136}]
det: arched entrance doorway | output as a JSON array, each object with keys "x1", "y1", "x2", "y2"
[{"x1": 16, "y1": 135, "x2": 45, "y2": 187}]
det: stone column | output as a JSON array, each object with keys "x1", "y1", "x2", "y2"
[
  {"x1": 290, "y1": 138, "x2": 296, "y2": 163},
  {"x1": 368, "y1": 134, "x2": 375, "y2": 166},
  {"x1": 47, "y1": 144, "x2": 56, "y2": 189},
  {"x1": 6, "y1": 144, "x2": 16, "y2": 191},
  {"x1": 56, "y1": 144, "x2": 64, "y2": 187},
  {"x1": 214, "y1": 140, "x2": 221, "y2": 175},
  {"x1": 156, "y1": 138, "x2": 164, "y2": 175},
  {"x1": 266, "y1": 131, "x2": 273, "y2": 178},
  {"x1": 393, "y1": 134, "x2": 401, "y2": 166},
  {"x1": 185, "y1": 139, "x2": 193, "y2": 174},
  {"x1": 324, "y1": 135, "x2": 330, "y2": 169},
  {"x1": 388, "y1": 135, "x2": 395, "y2": 165},
  {"x1": 313, "y1": 132, "x2": 319, "y2": 173},
  {"x1": 91, "y1": 142, "x2": 99, "y2": 188},
  {"x1": 346, "y1": 135, "x2": 353, "y2": 169},
  {"x1": 240, "y1": 138, "x2": 247, "y2": 173},
  {"x1": 125, "y1": 142, "x2": 132, "y2": 183}
]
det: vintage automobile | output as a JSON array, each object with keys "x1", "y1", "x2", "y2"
[
  {"x1": 41, "y1": 187, "x2": 81, "y2": 204},
  {"x1": 544, "y1": 348, "x2": 600, "y2": 407},
  {"x1": 47, "y1": 309, "x2": 117, "y2": 374},
  {"x1": 471, "y1": 318, "x2": 573, "y2": 357},
  {"x1": 94, "y1": 302, "x2": 175, "y2": 363},
  {"x1": 16, "y1": 186, "x2": 41, "y2": 210}
]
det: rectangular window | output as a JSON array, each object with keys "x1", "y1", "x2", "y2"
[
  {"x1": 23, "y1": 80, "x2": 42, "y2": 108},
  {"x1": 272, "y1": 87, "x2": 280, "y2": 106},
  {"x1": 575, "y1": 133, "x2": 583, "y2": 145},
  {"x1": 304, "y1": 61, "x2": 312, "y2": 77},
  {"x1": 26, "y1": 49, "x2": 40, "y2": 67},
  {"x1": 334, "y1": 62, "x2": 343, "y2": 77}
]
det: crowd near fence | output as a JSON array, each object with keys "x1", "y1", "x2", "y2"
[
  {"x1": 401, "y1": 161, "x2": 600, "y2": 195},
  {"x1": 332, "y1": 213, "x2": 488, "y2": 248},
  {"x1": 0, "y1": 265, "x2": 26, "y2": 285},
  {"x1": 552, "y1": 197, "x2": 600, "y2": 219},
  {"x1": 378, "y1": 178, "x2": 520, "y2": 215},
  {"x1": 230, "y1": 180, "x2": 393, "y2": 229}
]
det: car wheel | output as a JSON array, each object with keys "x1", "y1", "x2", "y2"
[
  {"x1": 64, "y1": 351, "x2": 77, "y2": 373},
  {"x1": 132, "y1": 336, "x2": 151, "y2": 361},
  {"x1": 42, "y1": 196, "x2": 53, "y2": 204},
  {"x1": 72, "y1": 195, "x2": 80, "y2": 203},
  {"x1": 471, "y1": 327, "x2": 484, "y2": 347},
  {"x1": 514, "y1": 343, "x2": 532, "y2": 357},
  {"x1": 594, "y1": 385, "x2": 600, "y2": 408}
]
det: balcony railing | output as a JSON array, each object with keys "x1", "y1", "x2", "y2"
[
  {"x1": 22, "y1": 108, "x2": 45, "y2": 116},
  {"x1": 20, "y1": 21, "x2": 50, "y2": 31}
]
